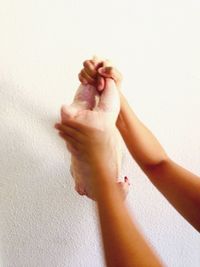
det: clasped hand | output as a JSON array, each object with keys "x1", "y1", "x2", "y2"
[{"x1": 55, "y1": 58, "x2": 123, "y2": 192}]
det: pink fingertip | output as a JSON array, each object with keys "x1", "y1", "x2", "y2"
[
  {"x1": 98, "y1": 85, "x2": 104, "y2": 91},
  {"x1": 54, "y1": 123, "x2": 60, "y2": 129},
  {"x1": 97, "y1": 76, "x2": 105, "y2": 91},
  {"x1": 124, "y1": 176, "x2": 131, "y2": 185}
]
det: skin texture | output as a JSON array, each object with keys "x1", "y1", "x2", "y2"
[
  {"x1": 60, "y1": 79, "x2": 129, "y2": 200},
  {"x1": 55, "y1": 100, "x2": 164, "y2": 267},
  {"x1": 55, "y1": 57, "x2": 200, "y2": 266},
  {"x1": 78, "y1": 57, "x2": 200, "y2": 231}
]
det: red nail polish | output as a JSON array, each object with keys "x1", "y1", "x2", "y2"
[{"x1": 124, "y1": 176, "x2": 131, "y2": 185}]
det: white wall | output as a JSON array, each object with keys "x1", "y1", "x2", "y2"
[{"x1": 0, "y1": 0, "x2": 200, "y2": 266}]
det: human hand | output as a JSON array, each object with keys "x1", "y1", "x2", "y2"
[
  {"x1": 55, "y1": 116, "x2": 130, "y2": 200},
  {"x1": 78, "y1": 56, "x2": 123, "y2": 91},
  {"x1": 59, "y1": 78, "x2": 120, "y2": 155},
  {"x1": 55, "y1": 116, "x2": 117, "y2": 187},
  {"x1": 55, "y1": 78, "x2": 123, "y2": 195}
]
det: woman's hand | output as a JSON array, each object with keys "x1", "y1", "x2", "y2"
[
  {"x1": 55, "y1": 117, "x2": 118, "y2": 188},
  {"x1": 78, "y1": 56, "x2": 123, "y2": 91},
  {"x1": 55, "y1": 77, "x2": 125, "y2": 199}
]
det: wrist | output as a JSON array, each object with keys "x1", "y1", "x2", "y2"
[
  {"x1": 93, "y1": 175, "x2": 118, "y2": 202},
  {"x1": 118, "y1": 90, "x2": 123, "y2": 109},
  {"x1": 116, "y1": 91, "x2": 129, "y2": 133},
  {"x1": 89, "y1": 163, "x2": 116, "y2": 189}
]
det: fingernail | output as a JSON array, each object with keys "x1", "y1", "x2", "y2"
[
  {"x1": 54, "y1": 123, "x2": 60, "y2": 129},
  {"x1": 124, "y1": 176, "x2": 131, "y2": 185},
  {"x1": 98, "y1": 67, "x2": 105, "y2": 73}
]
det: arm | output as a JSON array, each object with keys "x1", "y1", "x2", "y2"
[
  {"x1": 80, "y1": 59, "x2": 168, "y2": 168},
  {"x1": 79, "y1": 58, "x2": 200, "y2": 231},
  {"x1": 117, "y1": 92, "x2": 200, "y2": 232},
  {"x1": 117, "y1": 92, "x2": 168, "y2": 169},
  {"x1": 94, "y1": 169, "x2": 164, "y2": 267},
  {"x1": 55, "y1": 120, "x2": 164, "y2": 267}
]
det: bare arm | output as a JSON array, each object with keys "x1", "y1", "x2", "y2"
[
  {"x1": 145, "y1": 160, "x2": 200, "y2": 232},
  {"x1": 117, "y1": 92, "x2": 200, "y2": 232},
  {"x1": 55, "y1": 121, "x2": 164, "y2": 267},
  {"x1": 93, "y1": 169, "x2": 164, "y2": 267},
  {"x1": 117, "y1": 93, "x2": 168, "y2": 168},
  {"x1": 79, "y1": 58, "x2": 200, "y2": 231}
]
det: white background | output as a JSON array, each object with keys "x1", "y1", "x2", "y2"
[{"x1": 0, "y1": 0, "x2": 200, "y2": 266}]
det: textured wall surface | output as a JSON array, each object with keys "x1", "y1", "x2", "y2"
[{"x1": 0, "y1": 1, "x2": 200, "y2": 266}]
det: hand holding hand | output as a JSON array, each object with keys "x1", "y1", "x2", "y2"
[
  {"x1": 55, "y1": 78, "x2": 129, "y2": 199},
  {"x1": 79, "y1": 56, "x2": 123, "y2": 91}
]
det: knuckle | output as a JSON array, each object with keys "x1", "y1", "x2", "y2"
[
  {"x1": 89, "y1": 60, "x2": 96, "y2": 65},
  {"x1": 80, "y1": 69, "x2": 85, "y2": 76},
  {"x1": 83, "y1": 60, "x2": 90, "y2": 67},
  {"x1": 89, "y1": 59, "x2": 95, "y2": 64},
  {"x1": 78, "y1": 73, "x2": 83, "y2": 80}
]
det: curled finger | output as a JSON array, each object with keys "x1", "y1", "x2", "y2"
[
  {"x1": 80, "y1": 69, "x2": 96, "y2": 85},
  {"x1": 83, "y1": 60, "x2": 97, "y2": 77},
  {"x1": 55, "y1": 123, "x2": 83, "y2": 144},
  {"x1": 78, "y1": 73, "x2": 88, "y2": 85},
  {"x1": 58, "y1": 132, "x2": 80, "y2": 150}
]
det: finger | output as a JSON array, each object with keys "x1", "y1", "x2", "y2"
[
  {"x1": 102, "y1": 59, "x2": 112, "y2": 67},
  {"x1": 83, "y1": 60, "x2": 97, "y2": 77},
  {"x1": 98, "y1": 66, "x2": 122, "y2": 84},
  {"x1": 80, "y1": 69, "x2": 96, "y2": 85},
  {"x1": 94, "y1": 59, "x2": 111, "y2": 71},
  {"x1": 96, "y1": 78, "x2": 120, "y2": 113},
  {"x1": 84, "y1": 58, "x2": 111, "y2": 91},
  {"x1": 65, "y1": 140, "x2": 73, "y2": 152},
  {"x1": 55, "y1": 120, "x2": 89, "y2": 137},
  {"x1": 66, "y1": 142, "x2": 71, "y2": 151},
  {"x1": 97, "y1": 75, "x2": 105, "y2": 91},
  {"x1": 58, "y1": 132, "x2": 80, "y2": 150},
  {"x1": 117, "y1": 179, "x2": 130, "y2": 200},
  {"x1": 124, "y1": 176, "x2": 131, "y2": 185},
  {"x1": 78, "y1": 73, "x2": 88, "y2": 85},
  {"x1": 92, "y1": 55, "x2": 104, "y2": 69},
  {"x1": 58, "y1": 118, "x2": 91, "y2": 135},
  {"x1": 66, "y1": 141, "x2": 80, "y2": 156},
  {"x1": 55, "y1": 123, "x2": 83, "y2": 144},
  {"x1": 91, "y1": 56, "x2": 112, "y2": 71}
]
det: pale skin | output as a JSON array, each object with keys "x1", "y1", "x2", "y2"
[
  {"x1": 55, "y1": 57, "x2": 200, "y2": 267},
  {"x1": 60, "y1": 78, "x2": 130, "y2": 200}
]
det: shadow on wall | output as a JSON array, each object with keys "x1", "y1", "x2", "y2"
[{"x1": 0, "y1": 79, "x2": 99, "y2": 266}]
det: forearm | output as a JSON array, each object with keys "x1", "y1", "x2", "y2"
[
  {"x1": 93, "y1": 170, "x2": 164, "y2": 267},
  {"x1": 116, "y1": 93, "x2": 200, "y2": 231},
  {"x1": 145, "y1": 159, "x2": 200, "y2": 232},
  {"x1": 117, "y1": 92, "x2": 168, "y2": 170}
]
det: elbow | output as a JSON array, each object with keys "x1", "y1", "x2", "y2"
[{"x1": 143, "y1": 155, "x2": 170, "y2": 174}]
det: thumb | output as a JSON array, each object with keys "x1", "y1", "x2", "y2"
[
  {"x1": 98, "y1": 67, "x2": 110, "y2": 77},
  {"x1": 96, "y1": 78, "x2": 120, "y2": 114},
  {"x1": 61, "y1": 105, "x2": 74, "y2": 124},
  {"x1": 97, "y1": 75, "x2": 105, "y2": 91}
]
